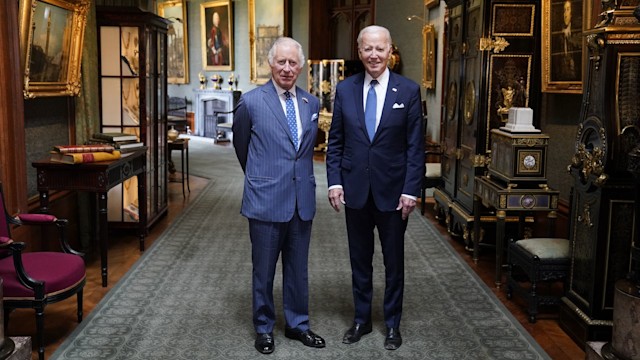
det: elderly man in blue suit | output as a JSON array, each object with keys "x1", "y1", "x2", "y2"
[
  {"x1": 326, "y1": 25, "x2": 424, "y2": 350},
  {"x1": 232, "y1": 37, "x2": 324, "y2": 355}
]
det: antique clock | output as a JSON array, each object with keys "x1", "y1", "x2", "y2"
[{"x1": 560, "y1": 3, "x2": 640, "y2": 347}]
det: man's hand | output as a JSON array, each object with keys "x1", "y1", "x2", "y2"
[
  {"x1": 328, "y1": 188, "x2": 345, "y2": 212},
  {"x1": 396, "y1": 196, "x2": 416, "y2": 220}
]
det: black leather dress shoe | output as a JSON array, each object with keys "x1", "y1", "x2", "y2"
[
  {"x1": 342, "y1": 322, "x2": 372, "y2": 344},
  {"x1": 284, "y1": 328, "x2": 326, "y2": 348},
  {"x1": 255, "y1": 333, "x2": 275, "y2": 354},
  {"x1": 384, "y1": 327, "x2": 402, "y2": 350}
]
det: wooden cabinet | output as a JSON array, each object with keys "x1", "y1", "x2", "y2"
[
  {"x1": 434, "y1": 0, "x2": 540, "y2": 246},
  {"x1": 560, "y1": 5, "x2": 640, "y2": 347},
  {"x1": 97, "y1": 7, "x2": 169, "y2": 230}
]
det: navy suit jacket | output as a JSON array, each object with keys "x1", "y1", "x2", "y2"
[
  {"x1": 326, "y1": 71, "x2": 424, "y2": 211},
  {"x1": 233, "y1": 80, "x2": 320, "y2": 222}
]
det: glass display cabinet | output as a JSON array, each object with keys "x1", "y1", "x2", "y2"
[{"x1": 97, "y1": 6, "x2": 169, "y2": 230}]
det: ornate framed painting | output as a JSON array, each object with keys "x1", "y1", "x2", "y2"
[
  {"x1": 19, "y1": 0, "x2": 89, "y2": 98},
  {"x1": 200, "y1": 0, "x2": 233, "y2": 71},
  {"x1": 159, "y1": 0, "x2": 189, "y2": 84},
  {"x1": 541, "y1": 0, "x2": 585, "y2": 93},
  {"x1": 425, "y1": 0, "x2": 440, "y2": 9},
  {"x1": 422, "y1": 24, "x2": 436, "y2": 90},
  {"x1": 249, "y1": 0, "x2": 291, "y2": 84}
]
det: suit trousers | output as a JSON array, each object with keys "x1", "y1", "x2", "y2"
[
  {"x1": 248, "y1": 211, "x2": 312, "y2": 334},
  {"x1": 345, "y1": 193, "x2": 407, "y2": 329}
]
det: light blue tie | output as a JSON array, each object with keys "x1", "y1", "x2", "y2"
[
  {"x1": 365, "y1": 80, "x2": 378, "y2": 141},
  {"x1": 284, "y1": 91, "x2": 299, "y2": 149}
]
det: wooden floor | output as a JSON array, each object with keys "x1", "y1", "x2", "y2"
[{"x1": 6, "y1": 155, "x2": 585, "y2": 359}]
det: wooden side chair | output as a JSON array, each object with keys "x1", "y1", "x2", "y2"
[
  {"x1": 421, "y1": 144, "x2": 443, "y2": 215},
  {"x1": 168, "y1": 96, "x2": 188, "y2": 132},
  {"x1": 0, "y1": 182, "x2": 86, "y2": 360},
  {"x1": 420, "y1": 100, "x2": 443, "y2": 214}
]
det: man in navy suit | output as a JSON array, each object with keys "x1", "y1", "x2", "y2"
[
  {"x1": 232, "y1": 37, "x2": 324, "y2": 355},
  {"x1": 326, "y1": 25, "x2": 424, "y2": 350}
]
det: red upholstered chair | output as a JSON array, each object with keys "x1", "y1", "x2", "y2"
[{"x1": 0, "y1": 182, "x2": 86, "y2": 360}]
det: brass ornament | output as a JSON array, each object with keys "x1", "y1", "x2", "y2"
[
  {"x1": 464, "y1": 81, "x2": 476, "y2": 125},
  {"x1": 447, "y1": 82, "x2": 458, "y2": 122},
  {"x1": 479, "y1": 36, "x2": 510, "y2": 53}
]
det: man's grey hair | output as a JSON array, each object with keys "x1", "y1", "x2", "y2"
[
  {"x1": 357, "y1": 25, "x2": 392, "y2": 49},
  {"x1": 267, "y1": 37, "x2": 305, "y2": 68}
]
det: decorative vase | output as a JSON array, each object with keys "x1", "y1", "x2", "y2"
[{"x1": 168, "y1": 126, "x2": 179, "y2": 141}]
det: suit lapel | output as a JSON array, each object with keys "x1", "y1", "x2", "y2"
[
  {"x1": 295, "y1": 88, "x2": 311, "y2": 142},
  {"x1": 263, "y1": 80, "x2": 311, "y2": 150},
  {"x1": 379, "y1": 72, "x2": 400, "y2": 132},
  {"x1": 352, "y1": 74, "x2": 367, "y2": 140},
  {"x1": 263, "y1": 81, "x2": 297, "y2": 147}
]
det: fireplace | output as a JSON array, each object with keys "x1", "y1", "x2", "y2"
[{"x1": 192, "y1": 89, "x2": 241, "y2": 139}]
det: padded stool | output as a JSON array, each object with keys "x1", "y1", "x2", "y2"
[{"x1": 506, "y1": 238, "x2": 570, "y2": 323}]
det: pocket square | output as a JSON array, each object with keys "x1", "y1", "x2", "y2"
[
  {"x1": 392, "y1": 103, "x2": 405, "y2": 109},
  {"x1": 311, "y1": 113, "x2": 318, "y2": 121}
]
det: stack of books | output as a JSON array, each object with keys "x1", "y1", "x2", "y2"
[
  {"x1": 88, "y1": 132, "x2": 145, "y2": 153},
  {"x1": 50, "y1": 144, "x2": 122, "y2": 164}
]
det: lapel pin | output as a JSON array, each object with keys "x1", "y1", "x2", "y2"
[
  {"x1": 302, "y1": 97, "x2": 308, "y2": 103},
  {"x1": 392, "y1": 88, "x2": 398, "y2": 92}
]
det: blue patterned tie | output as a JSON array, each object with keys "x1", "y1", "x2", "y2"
[
  {"x1": 365, "y1": 80, "x2": 378, "y2": 141},
  {"x1": 284, "y1": 91, "x2": 299, "y2": 149}
]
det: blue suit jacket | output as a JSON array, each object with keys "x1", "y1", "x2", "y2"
[
  {"x1": 326, "y1": 71, "x2": 424, "y2": 211},
  {"x1": 233, "y1": 80, "x2": 320, "y2": 222}
]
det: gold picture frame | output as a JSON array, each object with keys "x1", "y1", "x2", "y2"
[
  {"x1": 19, "y1": 0, "x2": 89, "y2": 98},
  {"x1": 425, "y1": 0, "x2": 440, "y2": 9},
  {"x1": 422, "y1": 24, "x2": 436, "y2": 90},
  {"x1": 159, "y1": 0, "x2": 189, "y2": 84},
  {"x1": 201, "y1": 0, "x2": 233, "y2": 71},
  {"x1": 249, "y1": 0, "x2": 291, "y2": 84},
  {"x1": 541, "y1": 0, "x2": 585, "y2": 93}
]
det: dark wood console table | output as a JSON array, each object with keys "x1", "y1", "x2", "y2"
[
  {"x1": 473, "y1": 175, "x2": 559, "y2": 287},
  {"x1": 32, "y1": 150, "x2": 147, "y2": 287}
]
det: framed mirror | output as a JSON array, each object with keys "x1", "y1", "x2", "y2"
[
  {"x1": 422, "y1": 24, "x2": 436, "y2": 90},
  {"x1": 19, "y1": 0, "x2": 89, "y2": 98}
]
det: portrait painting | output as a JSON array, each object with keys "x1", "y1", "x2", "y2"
[
  {"x1": 201, "y1": 0, "x2": 233, "y2": 71},
  {"x1": 19, "y1": 0, "x2": 89, "y2": 98},
  {"x1": 159, "y1": 0, "x2": 189, "y2": 84},
  {"x1": 542, "y1": 0, "x2": 584, "y2": 93}
]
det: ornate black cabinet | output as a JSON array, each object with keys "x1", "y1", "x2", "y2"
[
  {"x1": 434, "y1": 0, "x2": 540, "y2": 245},
  {"x1": 560, "y1": 3, "x2": 640, "y2": 347},
  {"x1": 97, "y1": 7, "x2": 169, "y2": 230}
]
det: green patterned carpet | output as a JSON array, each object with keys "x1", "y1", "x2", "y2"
[{"x1": 51, "y1": 136, "x2": 550, "y2": 359}]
